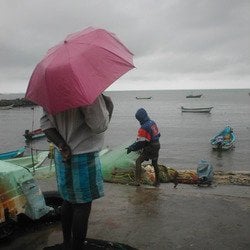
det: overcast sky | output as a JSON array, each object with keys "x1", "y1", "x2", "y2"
[{"x1": 1, "y1": 0, "x2": 250, "y2": 93}]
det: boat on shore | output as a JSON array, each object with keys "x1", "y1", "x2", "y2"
[
  {"x1": 135, "y1": 96, "x2": 152, "y2": 100},
  {"x1": 210, "y1": 126, "x2": 236, "y2": 150},
  {"x1": 0, "y1": 150, "x2": 60, "y2": 239},
  {"x1": 0, "y1": 146, "x2": 26, "y2": 160},
  {"x1": 181, "y1": 106, "x2": 213, "y2": 113},
  {"x1": 4, "y1": 150, "x2": 55, "y2": 175},
  {"x1": 186, "y1": 94, "x2": 202, "y2": 98},
  {"x1": 0, "y1": 104, "x2": 14, "y2": 110},
  {"x1": 23, "y1": 129, "x2": 46, "y2": 141}
]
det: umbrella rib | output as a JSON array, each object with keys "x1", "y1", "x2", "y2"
[
  {"x1": 66, "y1": 46, "x2": 87, "y2": 103},
  {"x1": 74, "y1": 42, "x2": 135, "y2": 67},
  {"x1": 44, "y1": 63, "x2": 52, "y2": 112}
]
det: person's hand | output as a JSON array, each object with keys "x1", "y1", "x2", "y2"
[
  {"x1": 43, "y1": 128, "x2": 71, "y2": 165},
  {"x1": 59, "y1": 143, "x2": 72, "y2": 165},
  {"x1": 126, "y1": 147, "x2": 132, "y2": 154}
]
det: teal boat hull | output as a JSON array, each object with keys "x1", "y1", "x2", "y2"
[
  {"x1": 210, "y1": 126, "x2": 236, "y2": 150},
  {"x1": 0, "y1": 147, "x2": 26, "y2": 160}
]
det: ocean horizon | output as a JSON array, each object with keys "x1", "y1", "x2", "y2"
[{"x1": 1, "y1": 89, "x2": 250, "y2": 172}]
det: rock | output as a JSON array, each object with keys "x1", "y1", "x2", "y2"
[{"x1": 0, "y1": 98, "x2": 37, "y2": 107}]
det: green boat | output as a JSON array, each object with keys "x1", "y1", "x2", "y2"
[
  {"x1": 0, "y1": 146, "x2": 26, "y2": 160},
  {"x1": 0, "y1": 150, "x2": 59, "y2": 238},
  {"x1": 5, "y1": 150, "x2": 55, "y2": 178}
]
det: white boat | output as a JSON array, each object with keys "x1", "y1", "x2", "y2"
[
  {"x1": 0, "y1": 104, "x2": 14, "y2": 110},
  {"x1": 135, "y1": 96, "x2": 152, "y2": 100},
  {"x1": 181, "y1": 106, "x2": 213, "y2": 113},
  {"x1": 186, "y1": 94, "x2": 202, "y2": 98}
]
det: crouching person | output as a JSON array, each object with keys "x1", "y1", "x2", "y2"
[{"x1": 127, "y1": 108, "x2": 161, "y2": 187}]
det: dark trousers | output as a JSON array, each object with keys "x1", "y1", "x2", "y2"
[
  {"x1": 61, "y1": 200, "x2": 92, "y2": 250},
  {"x1": 135, "y1": 142, "x2": 160, "y2": 185},
  {"x1": 135, "y1": 154, "x2": 160, "y2": 185}
]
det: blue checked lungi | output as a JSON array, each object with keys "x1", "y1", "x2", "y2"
[{"x1": 54, "y1": 149, "x2": 104, "y2": 203}]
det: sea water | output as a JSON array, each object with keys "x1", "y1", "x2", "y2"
[{"x1": 0, "y1": 89, "x2": 249, "y2": 171}]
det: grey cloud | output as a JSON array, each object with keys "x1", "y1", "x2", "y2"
[{"x1": 0, "y1": 0, "x2": 250, "y2": 92}]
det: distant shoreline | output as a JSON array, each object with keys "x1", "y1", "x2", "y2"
[
  {"x1": 0, "y1": 98, "x2": 36, "y2": 107},
  {"x1": 0, "y1": 88, "x2": 250, "y2": 95}
]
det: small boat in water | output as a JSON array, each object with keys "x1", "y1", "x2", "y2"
[
  {"x1": 135, "y1": 96, "x2": 152, "y2": 100},
  {"x1": 0, "y1": 104, "x2": 14, "y2": 110},
  {"x1": 181, "y1": 106, "x2": 213, "y2": 113},
  {"x1": 186, "y1": 94, "x2": 202, "y2": 98},
  {"x1": 0, "y1": 146, "x2": 26, "y2": 160},
  {"x1": 23, "y1": 128, "x2": 46, "y2": 141},
  {"x1": 210, "y1": 126, "x2": 236, "y2": 150}
]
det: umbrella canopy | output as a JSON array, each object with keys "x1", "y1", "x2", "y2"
[{"x1": 25, "y1": 27, "x2": 135, "y2": 114}]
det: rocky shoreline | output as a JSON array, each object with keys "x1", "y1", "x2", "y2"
[{"x1": 0, "y1": 98, "x2": 36, "y2": 107}]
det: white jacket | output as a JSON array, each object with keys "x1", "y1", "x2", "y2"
[{"x1": 40, "y1": 95, "x2": 110, "y2": 154}]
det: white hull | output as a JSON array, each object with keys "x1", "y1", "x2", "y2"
[
  {"x1": 181, "y1": 106, "x2": 213, "y2": 113},
  {"x1": 0, "y1": 104, "x2": 14, "y2": 110}
]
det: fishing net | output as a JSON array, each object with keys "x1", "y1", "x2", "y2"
[
  {"x1": 100, "y1": 144, "x2": 180, "y2": 186},
  {"x1": 177, "y1": 170, "x2": 198, "y2": 184},
  {"x1": 100, "y1": 143, "x2": 200, "y2": 186},
  {"x1": 141, "y1": 164, "x2": 179, "y2": 185},
  {"x1": 100, "y1": 143, "x2": 139, "y2": 184}
]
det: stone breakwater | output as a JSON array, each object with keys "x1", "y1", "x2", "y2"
[{"x1": 0, "y1": 98, "x2": 36, "y2": 107}]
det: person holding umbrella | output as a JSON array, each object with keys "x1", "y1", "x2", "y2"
[
  {"x1": 26, "y1": 27, "x2": 134, "y2": 250},
  {"x1": 126, "y1": 108, "x2": 161, "y2": 187},
  {"x1": 40, "y1": 94, "x2": 113, "y2": 250}
]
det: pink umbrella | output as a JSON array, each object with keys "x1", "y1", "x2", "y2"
[{"x1": 25, "y1": 27, "x2": 135, "y2": 114}]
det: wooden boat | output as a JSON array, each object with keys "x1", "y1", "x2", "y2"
[
  {"x1": 186, "y1": 94, "x2": 202, "y2": 98},
  {"x1": 181, "y1": 106, "x2": 213, "y2": 113},
  {"x1": 5, "y1": 150, "x2": 54, "y2": 172},
  {"x1": 23, "y1": 128, "x2": 46, "y2": 141},
  {"x1": 135, "y1": 96, "x2": 152, "y2": 99},
  {"x1": 210, "y1": 126, "x2": 236, "y2": 150},
  {"x1": 0, "y1": 146, "x2": 26, "y2": 160},
  {"x1": 0, "y1": 150, "x2": 61, "y2": 238},
  {"x1": 0, "y1": 104, "x2": 14, "y2": 110}
]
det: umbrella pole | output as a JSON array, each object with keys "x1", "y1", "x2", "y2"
[
  {"x1": 30, "y1": 107, "x2": 35, "y2": 171},
  {"x1": 31, "y1": 106, "x2": 35, "y2": 132}
]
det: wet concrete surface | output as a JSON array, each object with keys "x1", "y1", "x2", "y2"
[{"x1": 1, "y1": 178, "x2": 250, "y2": 250}]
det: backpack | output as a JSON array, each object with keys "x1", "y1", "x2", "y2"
[{"x1": 197, "y1": 160, "x2": 213, "y2": 186}]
